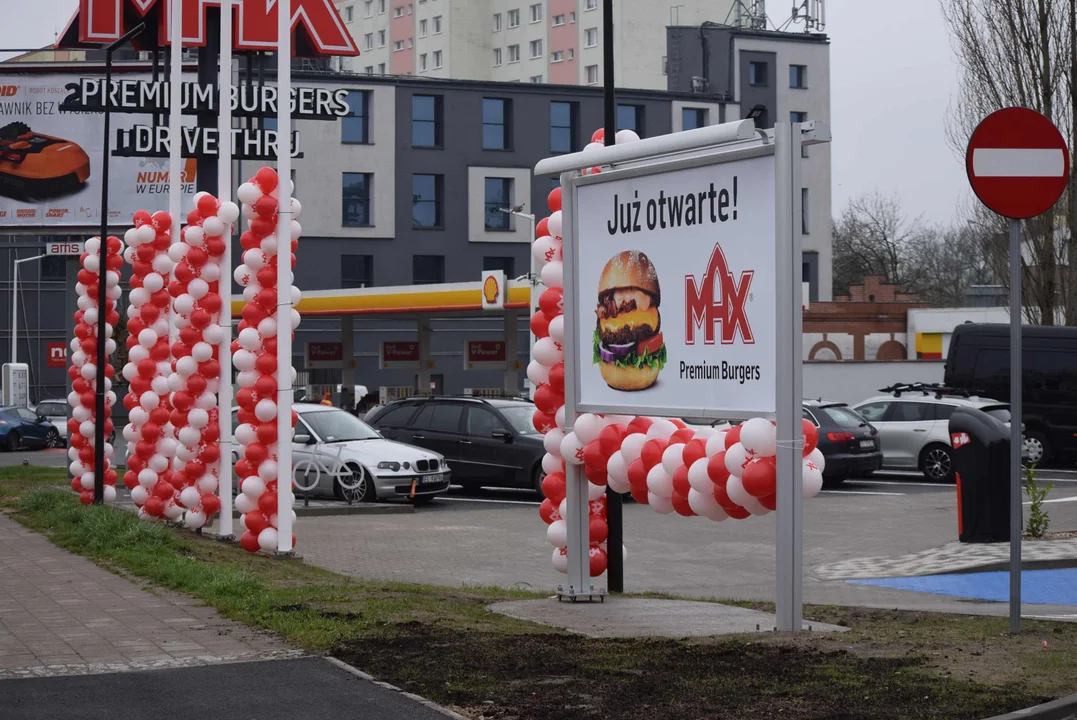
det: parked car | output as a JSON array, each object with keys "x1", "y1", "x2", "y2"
[
  {"x1": 367, "y1": 397, "x2": 546, "y2": 493},
  {"x1": 32, "y1": 400, "x2": 70, "y2": 441},
  {"x1": 231, "y1": 404, "x2": 449, "y2": 505},
  {"x1": 0, "y1": 406, "x2": 61, "y2": 451},
  {"x1": 944, "y1": 323, "x2": 1077, "y2": 464},
  {"x1": 802, "y1": 399, "x2": 882, "y2": 486},
  {"x1": 852, "y1": 384, "x2": 1013, "y2": 481}
]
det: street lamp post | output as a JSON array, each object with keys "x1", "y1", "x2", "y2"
[
  {"x1": 499, "y1": 205, "x2": 538, "y2": 399},
  {"x1": 11, "y1": 254, "x2": 47, "y2": 368}
]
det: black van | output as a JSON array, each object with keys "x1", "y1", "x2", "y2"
[{"x1": 944, "y1": 323, "x2": 1077, "y2": 463}]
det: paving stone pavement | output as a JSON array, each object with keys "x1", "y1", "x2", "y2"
[
  {"x1": 0, "y1": 512, "x2": 297, "y2": 679},
  {"x1": 814, "y1": 538, "x2": 1077, "y2": 580}
]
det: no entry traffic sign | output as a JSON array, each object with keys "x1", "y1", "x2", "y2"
[{"x1": 966, "y1": 107, "x2": 1069, "y2": 220}]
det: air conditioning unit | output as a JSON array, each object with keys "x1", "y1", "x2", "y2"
[{"x1": 691, "y1": 76, "x2": 708, "y2": 93}]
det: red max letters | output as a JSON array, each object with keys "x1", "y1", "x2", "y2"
[{"x1": 684, "y1": 244, "x2": 754, "y2": 345}]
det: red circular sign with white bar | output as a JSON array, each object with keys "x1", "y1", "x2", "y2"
[{"x1": 966, "y1": 107, "x2": 1069, "y2": 220}]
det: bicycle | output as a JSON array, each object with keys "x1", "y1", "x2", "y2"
[{"x1": 292, "y1": 442, "x2": 369, "y2": 505}]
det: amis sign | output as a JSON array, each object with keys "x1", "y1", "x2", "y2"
[{"x1": 62, "y1": 0, "x2": 359, "y2": 57}]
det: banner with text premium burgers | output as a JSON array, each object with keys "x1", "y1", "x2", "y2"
[
  {"x1": 0, "y1": 73, "x2": 197, "y2": 227},
  {"x1": 571, "y1": 153, "x2": 777, "y2": 417}
]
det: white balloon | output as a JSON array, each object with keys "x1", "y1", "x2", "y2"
[
  {"x1": 540, "y1": 260, "x2": 563, "y2": 289},
  {"x1": 526, "y1": 360, "x2": 550, "y2": 387},
  {"x1": 257, "y1": 527, "x2": 278, "y2": 551},
  {"x1": 184, "y1": 225, "x2": 205, "y2": 246},
  {"x1": 130, "y1": 485, "x2": 149, "y2": 506},
  {"x1": 139, "y1": 391, "x2": 160, "y2": 410},
  {"x1": 620, "y1": 433, "x2": 647, "y2": 465},
  {"x1": 606, "y1": 468, "x2": 631, "y2": 494},
  {"x1": 128, "y1": 345, "x2": 150, "y2": 363},
  {"x1": 260, "y1": 235, "x2": 279, "y2": 257},
  {"x1": 533, "y1": 336, "x2": 563, "y2": 367},
  {"x1": 242, "y1": 476, "x2": 266, "y2": 498},
  {"x1": 138, "y1": 468, "x2": 159, "y2": 488},
  {"x1": 233, "y1": 349, "x2": 256, "y2": 372},
  {"x1": 542, "y1": 427, "x2": 566, "y2": 456},
  {"x1": 646, "y1": 465, "x2": 673, "y2": 498},
  {"x1": 79, "y1": 472, "x2": 95, "y2": 490},
  {"x1": 236, "y1": 370, "x2": 259, "y2": 389},
  {"x1": 218, "y1": 201, "x2": 240, "y2": 223},
  {"x1": 606, "y1": 452, "x2": 628, "y2": 485},
  {"x1": 531, "y1": 235, "x2": 559, "y2": 267},
  {"x1": 705, "y1": 432, "x2": 728, "y2": 458},
  {"x1": 661, "y1": 444, "x2": 685, "y2": 476},
  {"x1": 148, "y1": 452, "x2": 171, "y2": 472},
  {"x1": 645, "y1": 419, "x2": 677, "y2": 441},
  {"x1": 202, "y1": 216, "x2": 224, "y2": 237},
  {"x1": 541, "y1": 452, "x2": 562, "y2": 475},
  {"x1": 235, "y1": 423, "x2": 256, "y2": 446},
  {"x1": 688, "y1": 457, "x2": 713, "y2": 493},
  {"x1": 137, "y1": 328, "x2": 158, "y2": 348},
  {"x1": 725, "y1": 475, "x2": 752, "y2": 506},
  {"x1": 573, "y1": 413, "x2": 603, "y2": 445},
  {"x1": 168, "y1": 242, "x2": 189, "y2": 263},
  {"x1": 560, "y1": 432, "x2": 584, "y2": 465},
  {"x1": 257, "y1": 459, "x2": 279, "y2": 482},
  {"x1": 83, "y1": 254, "x2": 100, "y2": 274},
  {"x1": 725, "y1": 442, "x2": 750, "y2": 477},
  {"x1": 178, "y1": 357, "x2": 200, "y2": 379},
  {"x1": 551, "y1": 547, "x2": 568, "y2": 574},
  {"x1": 178, "y1": 425, "x2": 201, "y2": 447},
  {"x1": 187, "y1": 408, "x2": 209, "y2": 428},
  {"x1": 555, "y1": 405, "x2": 566, "y2": 430},
  {"x1": 742, "y1": 495, "x2": 770, "y2": 516},
  {"x1": 128, "y1": 407, "x2": 149, "y2": 426},
  {"x1": 179, "y1": 486, "x2": 201, "y2": 509},
  {"x1": 234, "y1": 493, "x2": 255, "y2": 514},
  {"x1": 803, "y1": 458, "x2": 824, "y2": 498},
  {"x1": 243, "y1": 248, "x2": 266, "y2": 270},
  {"x1": 195, "y1": 392, "x2": 217, "y2": 411},
  {"x1": 547, "y1": 519, "x2": 568, "y2": 547},
  {"x1": 548, "y1": 210, "x2": 563, "y2": 238},
  {"x1": 202, "y1": 324, "x2": 224, "y2": 345},
  {"x1": 173, "y1": 294, "x2": 195, "y2": 315},
  {"x1": 615, "y1": 128, "x2": 641, "y2": 144},
  {"x1": 237, "y1": 182, "x2": 262, "y2": 205},
  {"x1": 128, "y1": 287, "x2": 150, "y2": 308},
  {"x1": 587, "y1": 481, "x2": 606, "y2": 501},
  {"x1": 242, "y1": 286, "x2": 258, "y2": 302},
  {"x1": 238, "y1": 327, "x2": 262, "y2": 352},
  {"x1": 79, "y1": 420, "x2": 95, "y2": 438},
  {"x1": 255, "y1": 399, "x2": 277, "y2": 423},
  {"x1": 142, "y1": 272, "x2": 164, "y2": 293},
  {"x1": 688, "y1": 488, "x2": 727, "y2": 521},
  {"x1": 72, "y1": 406, "x2": 92, "y2": 423},
  {"x1": 648, "y1": 492, "x2": 675, "y2": 514},
  {"x1": 740, "y1": 417, "x2": 777, "y2": 457},
  {"x1": 164, "y1": 501, "x2": 185, "y2": 520},
  {"x1": 807, "y1": 447, "x2": 826, "y2": 473},
  {"x1": 234, "y1": 265, "x2": 254, "y2": 287},
  {"x1": 547, "y1": 314, "x2": 564, "y2": 344},
  {"x1": 192, "y1": 342, "x2": 213, "y2": 362},
  {"x1": 200, "y1": 262, "x2": 221, "y2": 282},
  {"x1": 188, "y1": 278, "x2": 209, "y2": 300},
  {"x1": 197, "y1": 474, "x2": 219, "y2": 493},
  {"x1": 257, "y1": 317, "x2": 278, "y2": 338},
  {"x1": 150, "y1": 375, "x2": 170, "y2": 395},
  {"x1": 184, "y1": 509, "x2": 207, "y2": 529}
]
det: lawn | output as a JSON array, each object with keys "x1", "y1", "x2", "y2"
[{"x1": 2, "y1": 467, "x2": 1075, "y2": 719}]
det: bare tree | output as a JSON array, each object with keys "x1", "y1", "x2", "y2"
[
  {"x1": 941, "y1": 0, "x2": 1074, "y2": 325},
  {"x1": 907, "y1": 223, "x2": 994, "y2": 307},
  {"x1": 832, "y1": 192, "x2": 929, "y2": 295}
]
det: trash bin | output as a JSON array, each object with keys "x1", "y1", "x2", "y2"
[{"x1": 948, "y1": 407, "x2": 1011, "y2": 543}]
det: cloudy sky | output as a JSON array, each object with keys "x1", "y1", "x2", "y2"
[{"x1": 1, "y1": 0, "x2": 969, "y2": 225}]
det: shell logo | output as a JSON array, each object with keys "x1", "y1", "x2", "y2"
[{"x1": 483, "y1": 274, "x2": 500, "y2": 304}]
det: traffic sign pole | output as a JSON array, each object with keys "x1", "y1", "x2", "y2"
[{"x1": 1009, "y1": 218, "x2": 1022, "y2": 633}]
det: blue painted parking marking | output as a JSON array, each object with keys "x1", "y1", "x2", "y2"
[{"x1": 848, "y1": 568, "x2": 1077, "y2": 605}]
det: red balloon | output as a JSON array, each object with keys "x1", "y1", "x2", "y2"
[
  {"x1": 541, "y1": 471, "x2": 567, "y2": 504},
  {"x1": 669, "y1": 428, "x2": 695, "y2": 445},
  {"x1": 255, "y1": 353, "x2": 277, "y2": 374},
  {"x1": 133, "y1": 210, "x2": 152, "y2": 226},
  {"x1": 187, "y1": 373, "x2": 208, "y2": 395},
  {"x1": 245, "y1": 442, "x2": 268, "y2": 465},
  {"x1": 143, "y1": 497, "x2": 165, "y2": 517},
  {"x1": 741, "y1": 456, "x2": 777, "y2": 498},
  {"x1": 712, "y1": 478, "x2": 737, "y2": 510},
  {"x1": 240, "y1": 531, "x2": 261, "y2": 553},
  {"x1": 584, "y1": 462, "x2": 608, "y2": 486},
  {"x1": 257, "y1": 491, "x2": 278, "y2": 516},
  {"x1": 582, "y1": 440, "x2": 606, "y2": 470},
  {"x1": 802, "y1": 418, "x2": 819, "y2": 456},
  {"x1": 538, "y1": 287, "x2": 563, "y2": 317},
  {"x1": 201, "y1": 494, "x2": 221, "y2": 515},
  {"x1": 141, "y1": 422, "x2": 162, "y2": 442},
  {"x1": 671, "y1": 492, "x2": 696, "y2": 517},
  {"x1": 589, "y1": 545, "x2": 608, "y2": 577},
  {"x1": 198, "y1": 444, "x2": 220, "y2": 464},
  {"x1": 256, "y1": 423, "x2": 277, "y2": 445},
  {"x1": 682, "y1": 439, "x2": 706, "y2": 468},
  {"x1": 547, "y1": 187, "x2": 562, "y2": 213},
  {"x1": 123, "y1": 471, "x2": 138, "y2": 490},
  {"x1": 200, "y1": 293, "x2": 222, "y2": 313},
  {"x1": 724, "y1": 424, "x2": 742, "y2": 449},
  {"x1": 152, "y1": 481, "x2": 174, "y2": 500},
  {"x1": 640, "y1": 439, "x2": 667, "y2": 471},
  {"x1": 672, "y1": 466, "x2": 691, "y2": 496},
  {"x1": 254, "y1": 374, "x2": 276, "y2": 398},
  {"x1": 196, "y1": 193, "x2": 219, "y2": 216},
  {"x1": 254, "y1": 195, "x2": 278, "y2": 217},
  {"x1": 536, "y1": 217, "x2": 549, "y2": 237},
  {"x1": 190, "y1": 308, "x2": 212, "y2": 329},
  {"x1": 529, "y1": 311, "x2": 551, "y2": 339},
  {"x1": 199, "y1": 359, "x2": 220, "y2": 379},
  {"x1": 241, "y1": 303, "x2": 267, "y2": 325},
  {"x1": 532, "y1": 409, "x2": 555, "y2": 434},
  {"x1": 538, "y1": 498, "x2": 559, "y2": 524},
  {"x1": 236, "y1": 388, "x2": 256, "y2": 410},
  {"x1": 627, "y1": 458, "x2": 647, "y2": 489},
  {"x1": 174, "y1": 262, "x2": 194, "y2": 284},
  {"x1": 135, "y1": 440, "x2": 154, "y2": 460},
  {"x1": 629, "y1": 485, "x2": 649, "y2": 504},
  {"x1": 186, "y1": 246, "x2": 209, "y2": 267},
  {"x1": 256, "y1": 266, "x2": 277, "y2": 288},
  {"x1": 205, "y1": 236, "x2": 227, "y2": 257},
  {"x1": 591, "y1": 128, "x2": 605, "y2": 143},
  {"x1": 725, "y1": 504, "x2": 752, "y2": 520},
  {"x1": 548, "y1": 362, "x2": 565, "y2": 392},
  {"x1": 249, "y1": 216, "x2": 275, "y2": 237},
  {"x1": 588, "y1": 516, "x2": 607, "y2": 543},
  {"x1": 759, "y1": 493, "x2": 777, "y2": 511},
  {"x1": 172, "y1": 391, "x2": 194, "y2": 411},
  {"x1": 254, "y1": 166, "x2": 279, "y2": 192},
  {"x1": 201, "y1": 423, "x2": 221, "y2": 444},
  {"x1": 598, "y1": 424, "x2": 627, "y2": 457},
  {"x1": 245, "y1": 510, "x2": 269, "y2": 534},
  {"x1": 79, "y1": 491, "x2": 94, "y2": 506},
  {"x1": 150, "y1": 407, "x2": 171, "y2": 426},
  {"x1": 707, "y1": 452, "x2": 730, "y2": 485},
  {"x1": 234, "y1": 459, "x2": 253, "y2": 479},
  {"x1": 139, "y1": 303, "x2": 160, "y2": 324},
  {"x1": 626, "y1": 417, "x2": 653, "y2": 435},
  {"x1": 533, "y1": 383, "x2": 564, "y2": 415}
]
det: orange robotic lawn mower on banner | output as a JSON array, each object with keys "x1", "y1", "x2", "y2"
[{"x1": 0, "y1": 121, "x2": 91, "y2": 200}]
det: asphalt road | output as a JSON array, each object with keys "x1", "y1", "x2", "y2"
[{"x1": 0, "y1": 658, "x2": 449, "y2": 720}]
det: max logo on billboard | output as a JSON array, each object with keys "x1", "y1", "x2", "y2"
[
  {"x1": 0, "y1": 86, "x2": 17, "y2": 97},
  {"x1": 684, "y1": 244, "x2": 754, "y2": 345}
]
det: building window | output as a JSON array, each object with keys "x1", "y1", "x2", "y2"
[
  {"x1": 530, "y1": 74, "x2": 544, "y2": 83},
  {"x1": 419, "y1": 18, "x2": 427, "y2": 36},
  {"x1": 341, "y1": 255, "x2": 374, "y2": 288},
  {"x1": 394, "y1": 5, "x2": 404, "y2": 16},
  {"x1": 616, "y1": 104, "x2": 644, "y2": 136},
  {"x1": 378, "y1": 0, "x2": 386, "y2": 12},
  {"x1": 365, "y1": 65, "x2": 374, "y2": 74},
  {"x1": 364, "y1": 33, "x2": 374, "y2": 50},
  {"x1": 551, "y1": 50, "x2": 563, "y2": 62},
  {"x1": 419, "y1": 53, "x2": 428, "y2": 71},
  {"x1": 749, "y1": 60, "x2": 768, "y2": 86},
  {"x1": 41, "y1": 254, "x2": 65, "y2": 280},
  {"x1": 801, "y1": 187, "x2": 810, "y2": 234},
  {"x1": 407, "y1": 37, "x2": 413, "y2": 48},
  {"x1": 585, "y1": 64, "x2": 599, "y2": 84},
  {"x1": 263, "y1": 116, "x2": 277, "y2": 131},
  {"x1": 378, "y1": 29, "x2": 386, "y2": 46},
  {"x1": 553, "y1": 13, "x2": 565, "y2": 25},
  {"x1": 483, "y1": 256, "x2": 515, "y2": 277},
  {"x1": 790, "y1": 64, "x2": 807, "y2": 88},
  {"x1": 551, "y1": 177, "x2": 561, "y2": 190},
  {"x1": 530, "y1": 39, "x2": 543, "y2": 58},
  {"x1": 344, "y1": 5, "x2": 353, "y2": 22},
  {"x1": 378, "y1": 62, "x2": 386, "y2": 74},
  {"x1": 482, "y1": 98, "x2": 511, "y2": 150},
  {"x1": 407, "y1": 2, "x2": 412, "y2": 13},
  {"x1": 433, "y1": 50, "x2": 442, "y2": 67},
  {"x1": 550, "y1": 101, "x2": 577, "y2": 153},
  {"x1": 585, "y1": 0, "x2": 597, "y2": 9},
  {"x1": 662, "y1": 56, "x2": 667, "y2": 74},
  {"x1": 342, "y1": 173, "x2": 372, "y2": 227},
  {"x1": 568, "y1": 48, "x2": 574, "y2": 60},
  {"x1": 530, "y1": 3, "x2": 542, "y2": 22},
  {"x1": 484, "y1": 178, "x2": 513, "y2": 230},
  {"x1": 342, "y1": 90, "x2": 369, "y2": 143},
  {"x1": 364, "y1": 0, "x2": 372, "y2": 17},
  {"x1": 508, "y1": 9, "x2": 520, "y2": 27},
  {"x1": 493, "y1": 48, "x2": 502, "y2": 66},
  {"x1": 682, "y1": 107, "x2": 707, "y2": 130},
  {"x1": 569, "y1": 11, "x2": 576, "y2": 22},
  {"x1": 493, "y1": 12, "x2": 502, "y2": 30},
  {"x1": 433, "y1": 15, "x2": 442, "y2": 32},
  {"x1": 412, "y1": 174, "x2": 443, "y2": 228},
  {"x1": 508, "y1": 44, "x2": 520, "y2": 63},
  {"x1": 412, "y1": 94, "x2": 442, "y2": 147},
  {"x1": 584, "y1": 27, "x2": 598, "y2": 47},
  {"x1": 393, "y1": 40, "x2": 404, "y2": 51},
  {"x1": 413, "y1": 255, "x2": 445, "y2": 284}
]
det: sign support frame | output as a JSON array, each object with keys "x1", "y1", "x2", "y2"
[{"x1": 1009, "y1": 218, "x2": 1022, "y2": 633}]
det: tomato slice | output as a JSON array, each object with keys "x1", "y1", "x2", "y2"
[{"x1": 637, "y1": 332, "x2": 664, "y2": 356}]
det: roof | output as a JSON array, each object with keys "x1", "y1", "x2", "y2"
[
  {"x1": 952, "y1": 323, "x2": 1077, "y2": 339},
  {"x1": 855, "y1": 394, "x2": 1004, "y2": 408}
]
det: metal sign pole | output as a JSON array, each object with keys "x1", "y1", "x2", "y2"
[
  {"x1": 774, "y1": 122, "x2": 803, "y2": 631},
  {"x1": 276, "y1": 0, "x2": 295, "y2": 554},
  {"x1": 217, "y1": 0, "x2": 235, "y2": 539},
  {"x1": 1009, "y1": 218, "x2": 1022, "y2": 632}
]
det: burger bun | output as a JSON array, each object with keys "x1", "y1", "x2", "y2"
[{"x1": 599, "y1": 361, "x2": 660, "y2": 391}]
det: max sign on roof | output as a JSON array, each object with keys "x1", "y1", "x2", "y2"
[{"x1": 73, "y1": 0, "x2": 359, "y2": 56}]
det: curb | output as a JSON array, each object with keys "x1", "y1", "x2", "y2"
[
  {"x1": 983, "y1": 691, "x2": 1077, "y2": 720},
  {"x1": 944, "y1": 558, "x2": 1077, "y2": 576},
  {"x1": 323, "y1": 656, "x2": 469, "y2": 720}
]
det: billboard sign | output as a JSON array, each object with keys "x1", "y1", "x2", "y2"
[
  {"x1": 566, "y1": 150, "x2": 777, "y2": 417},
  {"x1": 0, "y1": 73, "x2": 196, "y2": 228},
  {"x1": 481, "y1": 270, "x2": 505, "y2": 310},
  {"x1": 305, "y1": 342, "x2": 343, "y2": 369},
  {"x1": 47, "y1": 343, "x2": 67, "y2": 368},
  {"x1": 464, "y1": 340, "x2": 507, "y2": 370},
  {"x1": 46, "y1": 240, "x2": 84, "y2": 255},
  {"x1": 379, "y1": 341, "x2": 420, "y2": 369}
]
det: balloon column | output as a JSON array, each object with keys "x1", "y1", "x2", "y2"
[
  {"x1": 164, "y1": 192, "x2": 237, "y2": 529},
  {"x1": 232, "y1": 167, "x2": 302, "y2": 553},
  {"x1": 68, "y1": 235, "x2": 123, "y2": 505},
  {"x1": 531, "y1": 128, "x2": 825, "y2": 577},
  {"x1": 121, "y1": 211, "x2": 179, "y2": 518}
]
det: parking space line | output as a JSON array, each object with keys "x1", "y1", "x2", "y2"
[
  {"x1": 852, "y1": 480, "x2": 952, "y2": 488},
  {"x1": 820, "y1": 490, "x2": 905, "y2": 496},
  {"x1": 440, "y1": 496, "x2": 542, "y2": 506},
  {"x1": 1022, "y1": 496, "x2": 1077, "y2": 505}
]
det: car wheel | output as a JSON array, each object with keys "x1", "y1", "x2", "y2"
[
  {"x1": 411, "y1": 495, "x2": 435, "y2": 506},
  {"x1": 334, "y1": 464, "x2": 374, "y2": 503},
  {"x1": 532, "y1": 464, "x2": 546, "y2": 497},
  {"x1": 920, "y1": 443, "x2": 955, "y2": 482},
  {"x1": 45, "y1": 428, "x2": 62, "y2": 449},
  {"x1": 1023, "y1": 430, "x2": 1051, "y2": 466},
  {"x1": 6, "y1": 431, "x2": 19, "y2": 452}
]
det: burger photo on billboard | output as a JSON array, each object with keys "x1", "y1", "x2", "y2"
[{"x1": 593, "y1": 250, "x2": 667, "y2": 391}]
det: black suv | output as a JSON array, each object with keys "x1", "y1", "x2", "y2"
[
  {"x1": 803, "y1": 399, "x2": 882, "y2": 486},
  {"x1": 367, "y1": 397, "x2": 546, "y2": 493}
]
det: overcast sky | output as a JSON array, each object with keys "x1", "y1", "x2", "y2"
[{"x1": 1, "y1": 0, "x2": 969, "y2": 225}]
